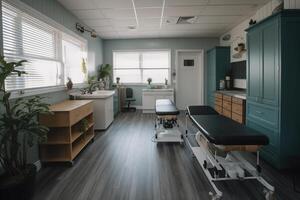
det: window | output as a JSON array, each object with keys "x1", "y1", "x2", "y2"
[
  {"x1": 113, "y1": 50, "x2": 170, "y2": 84},
  {"x1": 2, "y1": 1, "x2": 87, "y2": 91}
]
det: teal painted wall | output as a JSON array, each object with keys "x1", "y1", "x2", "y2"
[
  {"x1": 103, "y1": 38, "x2": 219, "y2": 106},
  {"x1": 0, "y1": 0, "x2": 104, "y2": 164}
]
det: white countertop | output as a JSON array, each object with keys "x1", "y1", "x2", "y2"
[
  {"x1": 70, "y1": 90, "x2": 115, "y2": 99},
  {"x1": 142, "y1": 88, "x2": 174, "y2": 92},
  {"x1": 216, "y1": 90, "x2": 246, "y2": 100}
]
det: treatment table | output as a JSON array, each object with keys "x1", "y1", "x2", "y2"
[
  {"x1": 154, "y1": 99, "x2": 183, "y2": 143},
  {"x1": 185, "y1": 105, "x2": 275, "y2": 200}
]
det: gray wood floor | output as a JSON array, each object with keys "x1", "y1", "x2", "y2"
[{"x1": 34, "y1": 111, "x2": 300, "y2": 200}]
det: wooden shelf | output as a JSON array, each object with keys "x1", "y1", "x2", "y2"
[{"x1": 39, "y1": 100, "x2": 95, "y2": 165}]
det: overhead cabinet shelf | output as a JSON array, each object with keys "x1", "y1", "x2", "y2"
[{"x1": 39, "y1": 100, "x2": 95, "y2": 164}]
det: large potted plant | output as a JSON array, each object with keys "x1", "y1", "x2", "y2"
[
  {"x1": 97, "y1": 64, "x2": 112, "y2": 90},
  {"x1": 0, "y1": 56, "x2": 51, "y2": 200}
]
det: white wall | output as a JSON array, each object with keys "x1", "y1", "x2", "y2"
[{"x1": 220, "y1": 0, "x2": 283, "y2": 63}]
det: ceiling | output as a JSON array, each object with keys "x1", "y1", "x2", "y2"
[{"x1": 57, "y1": 0, "x2": 270, "y2": 39}]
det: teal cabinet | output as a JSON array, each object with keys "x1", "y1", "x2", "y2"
[
  {"x1": 206, "y1": 47, "x2": 230, "y2": 107},
  {"x1": 246, "y1": 10, "x2": 300, "y2": 169}
]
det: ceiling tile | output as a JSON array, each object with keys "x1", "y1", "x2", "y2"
[
  {"x1": 92, "y1": 0, "x2": 133, "y2": 9},
  {"x1": 58, "y1": 0, "x2": 96, "y2": 10},
  {"x1": 165, "y1": 0, "x2": 209, "y2": 6},
  {"x1": 72, "y1": 9, "x2": 105, "y2": 19},
  {"x1": 82, "y1": 19, "x2": 112, "y2": 26},
  {"x1": 208, "y1": 0, "x2": 269, "y2": 5},
  {"x1": 111, "y1": 19, "x2": 137, "y2": 27},
  {"x1": 93, "y1": 26, "x2": 116, "y2": 32},
  {"x1": 134, "y1": 0, "x2": 164, "y2": 8},
  {"x1": 164, "y1": 6, "x2": 206, "y2": 17},
  {"x1": 101, "y1": 8, "x2": 135, "y2": 19},
  {"x1": 136, "y1": 8, "x2": 162, "y2": 18},
  {"x1": 139, "y1": 18, "x2": 161, "y2": 26},
  {"x1": 202, "y1": 5, "x2": 258, "y2": 16}
]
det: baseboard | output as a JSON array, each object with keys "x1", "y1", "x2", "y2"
[
  {"x1": 132, "y1": 105, "x2": 143, "y2": 109},
  {"x1": 34, "y1": 160, "x2": 42, "y2": 172}
]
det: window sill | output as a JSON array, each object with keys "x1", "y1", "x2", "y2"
[{"x1": 9, "y1": 83, "x2": 87, "y2": 99}]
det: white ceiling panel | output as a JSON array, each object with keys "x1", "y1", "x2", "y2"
[
  {"x1": 111, "y1": 19, "x2": 137, "y2": 27},
  {"x1": 82, "y1": 19, "x2": 112, "y2": 26},
  {"x1": 165, "y1": 0, "x2": 209, "y2": 6},
  {"x1": 136, "y1": 8, "x2": 162, "y2": 18},
  {"x1": 92, "y1": 0, "x2": 133, "y2": 9},
  {"x1": 202, "y1": 5, "x2": 258, "y2": 16},
  {"x1": 135, "y1": 0, "x2": 164, "y2": 8},
  {"x1": 209, "y1": 0, "x2": 269, "y2": 5},
  {"x1": 139, "y1": 18, "x2": 161, "y2": 26},
  {"x1": 58, "y1": 0, "x2": 96, "y2": 10},
  {"x1": 72, "y1": 9, "x2": 105, "y2": 19},
  {"x1": 164, "y1": 6, "x2": 206, "y2": 17},
  {"x1": 58, "y1": 0, "x2": 272, "y2": 39},
  {"x1": 101, "y1": 8, "x2": 135, "y2": 19},
  {"x1": 93, "y1": 26, "x2": 116, "y2": 32}
]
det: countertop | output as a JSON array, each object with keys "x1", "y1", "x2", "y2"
[{"x1": 215, "y1": 90, "x2": 246, "y2": 100}]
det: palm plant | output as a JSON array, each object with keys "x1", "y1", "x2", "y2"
[
  {"x1": 97, "y1": 64, "x2": 112, "y2": 81},
  {"x1": 0, "y1": 56, "x2": 51, "y2": 177}
]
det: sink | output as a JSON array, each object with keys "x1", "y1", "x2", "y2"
[{"x1": 70, "y1": 90, "x2": 115, "y2": 99}]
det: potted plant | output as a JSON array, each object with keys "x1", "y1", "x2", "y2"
[
  {"x1": 97, "y1": 64, "x2": 112, "y2": 90},
  {"x1": 147, "y1": 78, "x2": 152, "y2": 88},
  {"x1": 0, "y1": 56, "x2": 51, "y2": 200}
]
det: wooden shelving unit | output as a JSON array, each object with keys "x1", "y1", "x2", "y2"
[{"x1": 39, "y1": 100, "x2": 95, "y2": 165}]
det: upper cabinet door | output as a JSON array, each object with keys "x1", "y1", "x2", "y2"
[
  {"x1": 247, "y1": 29, "x2": 261, "y2": 102},
  {"x1": 261, "y1": 18, "x2": 279, "y2": 106}
]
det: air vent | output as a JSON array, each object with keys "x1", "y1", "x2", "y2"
[{"x1": 177, "y1": 16, "x2": 197, "y2": 24}]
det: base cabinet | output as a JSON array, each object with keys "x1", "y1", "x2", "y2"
[{"x1": 142, "y1": 89, "x2": 174, "y2": 113}]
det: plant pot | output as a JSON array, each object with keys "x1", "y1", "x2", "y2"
[{"x1": 0, "y1": 164, "x2": 37, "y2": 200}]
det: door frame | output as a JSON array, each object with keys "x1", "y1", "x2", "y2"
[{"x1": 175, "y1": 49, "x2": 205, "y2": 107}]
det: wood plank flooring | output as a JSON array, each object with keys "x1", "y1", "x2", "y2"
[{"x1": 34, "y1": 111, "x2": 300, "y2": 200}]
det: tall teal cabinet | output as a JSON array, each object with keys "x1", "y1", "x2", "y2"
[
  {"x1": 246, "y1": 10, "x2": 300, "y2": 169},
  {"x1": 206, "y1": 47, "x2": 230, "y2": 107}
]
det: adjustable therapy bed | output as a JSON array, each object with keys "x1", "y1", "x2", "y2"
[
  {"x1": 154, "y1": 99, "x2": 183, "y2": 143},
  {"x1": 185, "y1": 105, "x2": 275, "y2": 200}
]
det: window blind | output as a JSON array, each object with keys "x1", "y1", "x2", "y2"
[
  {"x1": 113, "y1": 51, "x2": 170, "y2": 84},
  {"x1": 2, "y1": 1, "x2": 63, "y2": 91}
]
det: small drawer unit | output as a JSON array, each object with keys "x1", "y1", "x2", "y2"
[{"x1": 214, "y1": 92, "x2": 246, "y2": 124}]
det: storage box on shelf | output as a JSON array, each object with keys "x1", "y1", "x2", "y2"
[{"x1": 39, "y1": 100, "x2": 95, "y2": 165}]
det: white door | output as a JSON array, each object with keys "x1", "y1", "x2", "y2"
[{"x1": 175, "y1": 51, "x2": 204, "y2": 110}]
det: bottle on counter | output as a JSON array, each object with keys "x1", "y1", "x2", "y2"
[
  {"x1": 219, "y1": 80, "x2": 225, "y2": 90},
  {"x1": 225, "y1": 76, "x2": 231, "y2": 90}
]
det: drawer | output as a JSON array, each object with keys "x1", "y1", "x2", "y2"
[
  {"x1": 232, "y1": 103, "x2": 244, "y2": 115},
  {"x1": 215, "y1": 105, "x2": 222, "y2": 114},
  {"x1": 215, "y1": 98, "x2": 222, "y2": 107},
  {"x1": 223, "y1": 95, "x2": 232, "y2": 102},
  {"x1": 247, "y1": 102, "x2": 279, "y2": 129},
  {"x1": 232, "y1": 97, "x2": 244, "y2": 105},
  {"x1": 215, "y1": 92, "x2": 223, "y2": 99},
  {"x1": 222, "y1": 108, "x2": 231, "y2": 118},
  {"x1": 223, "y1": 100, "x2": 232, "y2": 111},
  {"x1": 232, "y1": 112, "x2": 244, "y2": 124}
]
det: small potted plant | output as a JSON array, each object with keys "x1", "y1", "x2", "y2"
[
  {"x1": 0, "y1": 56, "x2": 51, "y2": 200},
  {"x1": 147, "y1": 78, "x2": 152, "y2": 88}
]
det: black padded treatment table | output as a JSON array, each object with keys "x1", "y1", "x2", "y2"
[
  {"x1": 187, "y1": 106, "x2": 269, "y2": 146},
  {"x1": 154, "y1": 99, "x2": 183, "y2": 143},
  {"x1": 185, "y1": 105, "x2": 274, "y2": 200}
]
